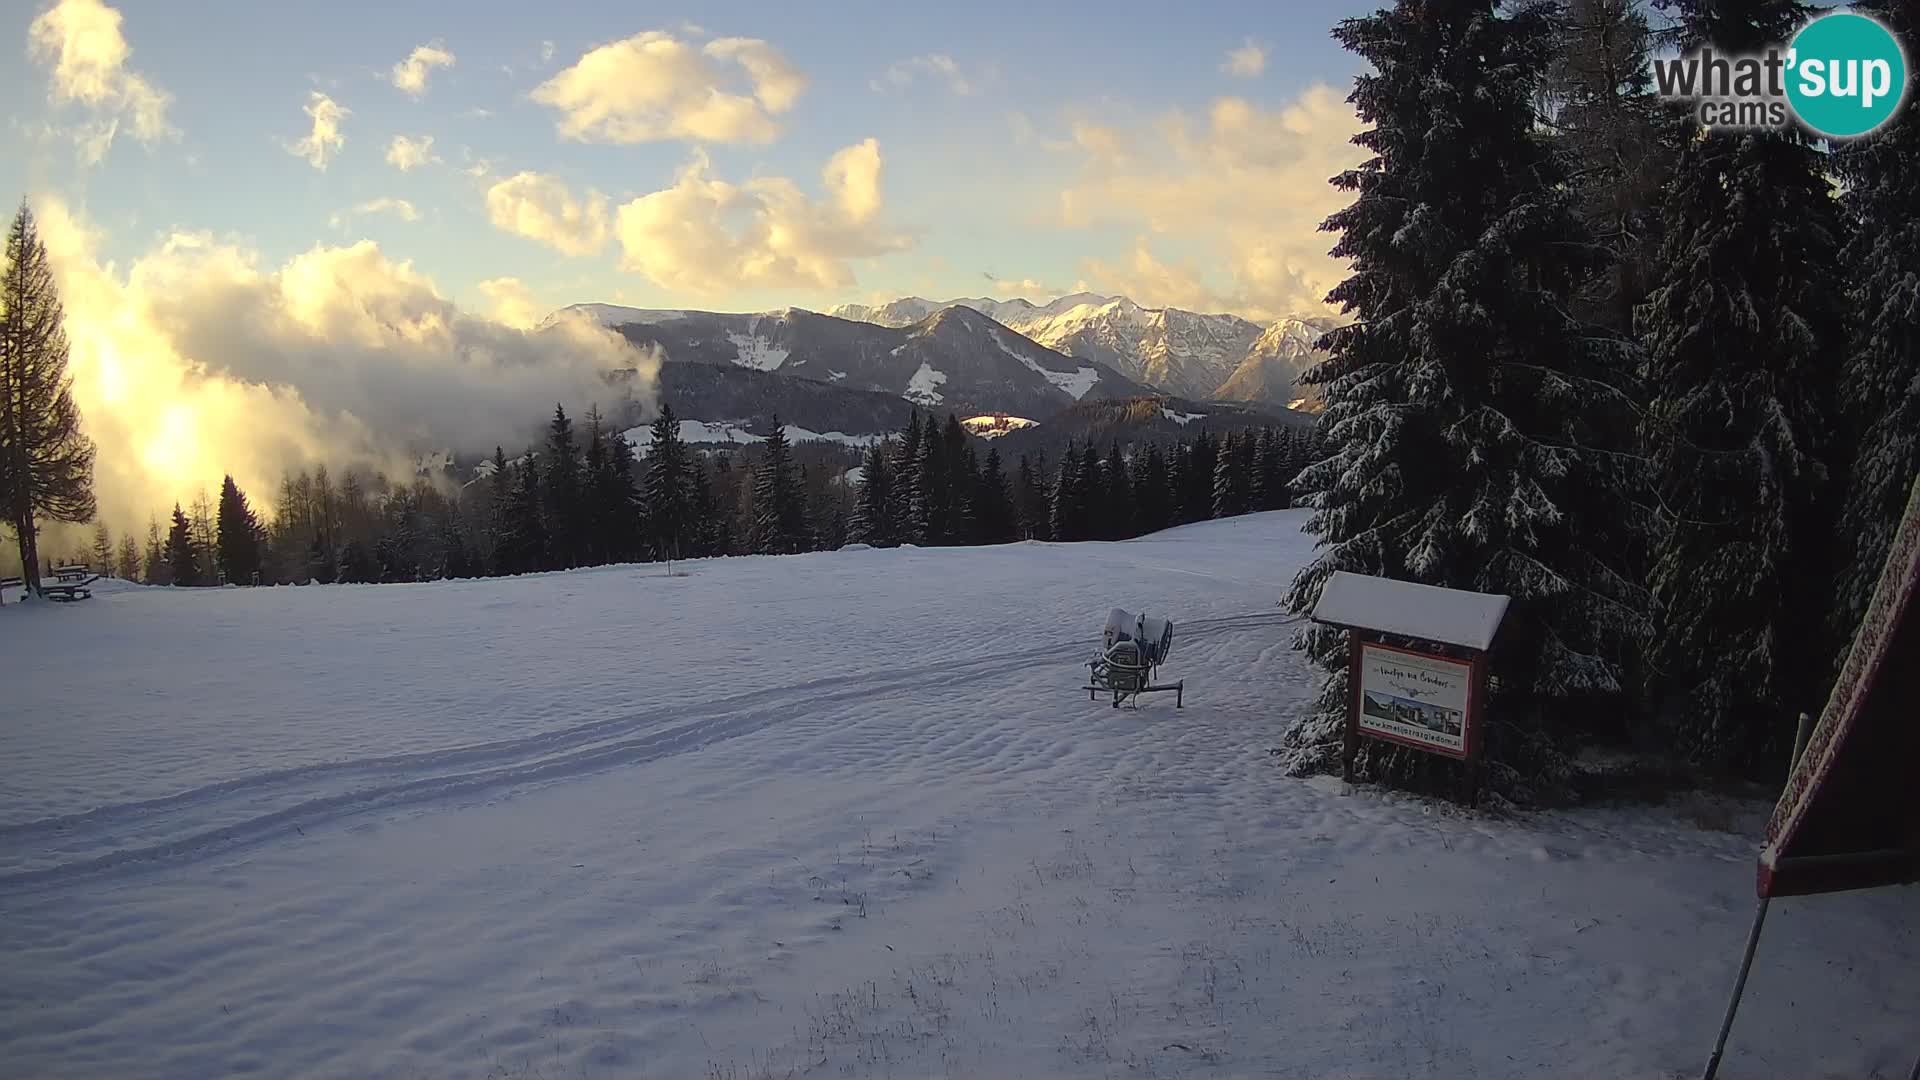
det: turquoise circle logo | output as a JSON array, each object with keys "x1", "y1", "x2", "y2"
[{"x1": 1786, "y1": 12, "x2": 1909, "y2": 138}]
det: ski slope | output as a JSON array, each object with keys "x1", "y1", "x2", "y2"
[{"x1": 0, "y1": 512, "x2": 1913, "y2": 1079}]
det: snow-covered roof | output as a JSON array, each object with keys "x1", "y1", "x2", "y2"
[{"x1": 1309, "y1": 571, "x2": 1509, "y2": 651}]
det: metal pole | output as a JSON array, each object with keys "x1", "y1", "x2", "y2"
[
  {"x1": 1907, "y1": 1046, "x2": 1919, "y2": 1080},
  {"x1": 1701, "y1": 897, "x2": 1771, "y2": 1080}
]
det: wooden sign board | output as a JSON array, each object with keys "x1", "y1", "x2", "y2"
[
  {"x1": 1352, "y1": 641, "x2": 1482, "y2": 760},
  {"x1": 1310, "y1": 572, "x2": 1507, "y2": 802}
]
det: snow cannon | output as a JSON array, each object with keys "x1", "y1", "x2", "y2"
[{"x1": 1086, "y1": 608, "x2": 1183, "y2": 709}]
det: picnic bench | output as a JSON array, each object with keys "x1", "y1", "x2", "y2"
[{"x1": 1, "y1": 569, "x2": 100, "y2": 602}]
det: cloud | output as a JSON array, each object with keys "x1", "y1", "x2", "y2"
[
  {"x1": 531, "y1": 30, "x2": 805, "y2": 144},
  {"x1": 484, "y1": 172, "x2": 611, "y2": 257},
  {"x1": 328, "y1": 198, "x2": 420, "y2": 229},
  {"x1": 478, "y1": 277, "x2": 541, "y2": 329},
  {"x1": 26, "y1": 0, "x2": 176, "y2": 162},
  {"x1": 1221, "y1": 39, "x2": 1266, "y2": 78},
  {"x1": 34, "y1": 195, "x2": 656, "y2": 533},
  {"x1": 982, "y1": 274, "x2": 1068, "y2": 298},
  {"x1": 390, "y1": 42, "x2": 456, "y2": 96},
  {"x1": 386, "y1": 133, "x2": 440, "y2": 171},
  {"x1": 286, "y1": 92, "x2": 348, "y2": 170},
  {"x1": 614, "y1": 138, "x2": 913, "y2": 295},
  {"x1": 1057, "y1": 86, "x2": 1363, "y2": 318},
  {"x1": 871, "y1": 53, "x2": 973, "y2": 96}
]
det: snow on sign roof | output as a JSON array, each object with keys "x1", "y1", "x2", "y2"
[{"x1": 1310, "y1": 571, "x2": 1510, "y2": 651}]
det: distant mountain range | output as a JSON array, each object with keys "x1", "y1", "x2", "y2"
[{"x1": 825, "y1": 295, "x2": 1338, "y2": 409}]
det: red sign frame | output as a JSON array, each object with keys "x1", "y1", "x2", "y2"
[{"x1": 1344, "y1": 636, "x2": 1489, "y2": 802}]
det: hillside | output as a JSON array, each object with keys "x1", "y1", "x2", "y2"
[{"x1": 2, "y1": 512, "x2": 1906, "y2": 1079}]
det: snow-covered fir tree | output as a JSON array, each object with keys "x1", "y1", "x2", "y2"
[
  {"x1": 644, "y1": 404, "x2": 694, "y2": 563},
  {"x1": 850, "y1": 439, "x2": 894, "y2": 546},
  {"x1": 1828, "y1": 0, "x2": 1920, "y2": 666},
  {"x1": 1640, "y1": 0, "x2": 1850, "y2": 770},
  {"x1": 1283, "y1": 0, "x2": 1649, "y2": 801},
  {"x1": 750, "y1": 417, "x2": 807, "y2": 555}
]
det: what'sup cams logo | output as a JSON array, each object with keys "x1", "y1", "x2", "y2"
[{"x1": 1653, "y1": 10, "x2": 1910, "y2": 138}]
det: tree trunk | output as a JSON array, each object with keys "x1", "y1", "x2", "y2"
[{"x1": 17, "y1": 507, "x2": 41, "y2": 597}]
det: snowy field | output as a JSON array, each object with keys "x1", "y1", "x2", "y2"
[{"x1": 1, "y1": 511, "x2": 1913, "y2": 1079}]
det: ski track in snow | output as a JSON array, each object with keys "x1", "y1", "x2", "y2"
[{"x1": 1, "y1": 511, "x2": 1914, "y2": 1080}]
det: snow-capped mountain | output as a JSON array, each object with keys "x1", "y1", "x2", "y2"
[
  {"x1": 1214, "y1": 316, "x2": 1339, "y2": 412},
  {"x1": 829, "y1": 293, "x2": 1332, "y2": 407},
  {"x1": 593, "y1": 304, "x2": 1148, "y2": 421},
  {"x1": 543, "y1": 302, "x2": 699, "y2": 328},
  {"x1": 827, "y1": 293, "x2": 1115, "y2": 329}
]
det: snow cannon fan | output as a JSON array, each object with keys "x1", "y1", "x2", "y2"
[{"x1": 1085, "y1": 607, "x2": 1183, "y2": 709}]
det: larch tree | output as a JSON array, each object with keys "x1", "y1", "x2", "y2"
[{"x1": 1, "y1": 203, "x2": 96, "y2": 597}]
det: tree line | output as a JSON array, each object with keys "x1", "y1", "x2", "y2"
[
  {"x1": 1277, "y1": 0, "x2": 1920, "y2": 800},
  {"x1": 84, "y1": 400, "x2": 1316, "y2": 589}
]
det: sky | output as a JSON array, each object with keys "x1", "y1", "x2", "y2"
[{"x1": 2, "y1": 0, "x2": 1373, "y2": 533}]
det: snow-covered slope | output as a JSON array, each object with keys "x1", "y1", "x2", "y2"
[
  {"x1": 1213, "y1": 315, "x2": 1337, "y2": 411},
  {"x1": 2, "y1": 511, "x2": 1910, "y2": 1079},
  {"x1": 831, "y1": 293, "x2": 1331, "y2": 405}
]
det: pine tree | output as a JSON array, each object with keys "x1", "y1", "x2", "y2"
[
  {"x1": 975, "y1": 446, "x2": 1015, "y2": 544},
  {"x1": 1, "y1": 203, "x2": 97, "y2": 596},
  {"x1": 581, "y1": 406, "x2": 610, "y2": 567},
  {"x1": 542, "y1": 405, "x2": 584, "y2": 569},
  {"x1": 91, "y1": 521, "x2": 112, "y2": 575},
  {"x1": 1282, "y1": 0, "x2": 1649, "y2": 799},
  {"x1": 115, "y1": 532, "x2": 138, "y2": 581},
  {"x1": 644, "y1": 404, "x2": 695, "y2": 565},
  {"x1": 485, "y1": 447, "x2": 513, "y2": 575},
  {"x1": 851, "y1": 438, "x2": 894, "y2": 546},
  {"x1": 706, "y1": 456, "x2": 740, "y2": 556},
  {"x1": 165, "y1": 504, "x2": 199, "y2": 586},
  {"x1": 1181, "y1": 433, "x2": 1218, "y2": 523},
  {"x1": 1050, "y1": 441, "x2": 1088, "y2": 543},
  {"x1": 1014, "y1": 453, "x2": 1049, "y2": 540},
  {"x1": 1828, "y1": 0, "x2": 1920, "y2": 666},
  {"x1": 216, "y1": 475, "x2": 264, "y2": 584},
  {"x1": 940, "y1": 415, "x2": 972, "y2": 544},
  {"x1": 306, "y1": 533, "x2": 337, "y2": 584},
  {"x1": 1640, "y1": 0, "x2": 1850, "y2": 770},
  {"x1": 143, "y1": 517, "x2": 168, "y2": 584},
  {"x1": 751, "y1": 416, "x2": 806, "y2": 554},
  {"x1": 493, "y1": 452, "x2": 546, "y2": 575},
  {"x1": 1213, "y1": 431, "x2": 1252, "y2": 520}
]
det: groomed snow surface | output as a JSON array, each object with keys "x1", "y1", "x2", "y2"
[{"x1": 2, "y1": 512, "x2": 1914, "y2": 1079}]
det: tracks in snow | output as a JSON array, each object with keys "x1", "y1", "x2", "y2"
[{"x1": 0, "y1": 610, "x2": 1301, "y2": 892}]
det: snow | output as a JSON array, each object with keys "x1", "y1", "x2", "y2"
[
  {"x1": 622, "y1": 420, "x2": 881, "y2": 455},
  {"x1": 545, "y1": 303, "x2": 690, "y2": 328},
  {"x1": 1162, "y1": 407, "x2": 1206, "y2": 425},
  {"x1": 990, "y1": 329, "x2": 1103, "y2": 400},
  {"x1": 1312, "y1": 569, "x2": 1511, "y2": 651},
  {"x1": 1, "y1": 511, "x2": 1914, "y2": 1079},
  {"x1": 827, "y1": 369, "x2": 847, "y2": 381},
  {"x1": 904, "y1": 361, "x2": 947, "y2": 405},
  {"x1": 726, "y1": 331, "x2": 790, "y2": 372}
]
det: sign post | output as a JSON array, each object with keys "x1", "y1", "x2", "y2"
[{"x1": 1311, "y1": 571, "x2": 1509, "y2": 805}]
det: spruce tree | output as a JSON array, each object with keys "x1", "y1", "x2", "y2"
[
  {"x1": 751, "y1": 417, "x2": 805, "y2": 554},
  {"x1": 1014, "y1": 453, "x2": 1049, "y2": 540},
  {"x1": 644, "y1": 404, "x2": 694, "y2": 564},
  {"x1": 888, "y1": 412, "x2": 923, "y2": 539},
  {"x1": 1134, "y1": 442, "x2": 1172, "y2": 534},
  {"x1": 1050, "y1": 441, "x2": 1084, "y2": 543},
  {"x1": 216, "y1": 475, "x2": 264, "y2": 584},
  {"x1": 1181, "y1": 433, "x2": 1219, "y2": 523},
  {"x1": 909, "y1": 420, "x2": 947, "y2": 545},
  {"x1": 581, "y1": 407, "x2": 611, "y2": 566},
  {"x1": 1213, "y1": 431, "x2": 1251, "y2": 520},
  {"x1": 1640, "y1": 0, "x2": 1850, "y2": 769},
  {"x1": 851, "y1": 438, "x2": 894, "y2": 545},
  {"x1": 1102, "y1": 442, "x2": 1132, "y2": 539},
  {"x1": 975, "y1": 446, "x2": 1015, "y2": 544},
  {"x1": 605, "y1": 426, "x2": 642, "y2": 561},
  {"x1": 1282, "y1": 0, "x2": 1649, "y2": 799},
  {"x1": 541, "y1": 404, "x2": 584, "y2": 569},
  {"x1": 306, "y1": 533, "x2": 337, "y2": 584},
  {"x1": 165, "y1": 504, "x2": 199, "y2": 586},
  {"x1": 1, "y1": 203, "x2": 96, "y2": 596},
  {"x1": 940, "y1": 415, "x2": 971, "y2": 544},
  {"x1": 1829, "y1": 0, "x2": 1920, "y2": 665}
]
